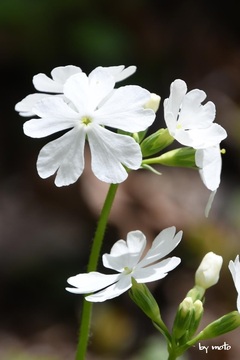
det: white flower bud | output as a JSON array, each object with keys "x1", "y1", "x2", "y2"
[
  {"x1": 144, "y1": 93, "x2": 161, "y2": 112},
  {"x1": 195, "y1": 252, "x2": 223, "y2": 290}
]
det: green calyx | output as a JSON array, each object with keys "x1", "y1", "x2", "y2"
[{"x1": 141, "y1": 128, "x2": 174, "y2": 157}]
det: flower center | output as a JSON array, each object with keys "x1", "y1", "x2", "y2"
[
  {"x1": 81, "y1": 116, "x2": 92, "y2": 126},
  {"x1": 124, "y1": 266, "x2": 133, "y2": 275}
]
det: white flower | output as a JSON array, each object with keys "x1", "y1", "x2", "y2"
[
  {"x1": 163, "y1": 79, "x2": 227, "y2": 149},
  {"x1": 229, "y1": 255, "x2": 240, "y2": 312},
  {"x1": 22, "y1": 67, "x2": 155, "y2": 186},
  {"x1": 195, "y1": 252, "x2": 223, "y2": 290},
  {"x1": 66, "y1": 226, "x2": 182, "y2": 302},
  {"x1": 15, "y1": 65, "x2": 136, "y2": 117},
  {"x1": 195, "y1": 145, "x2": 222, "y2": 191}
]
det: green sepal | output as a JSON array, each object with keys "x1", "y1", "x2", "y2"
[
  {"x1": 193, "y1": 311, "x2": 240, "y2": 341},
  {"x1": 141, "y1": 163, "x2": 162, "y2": 175},
  {"x1": 129, "y1": 278, "x2": 161, "y2": 323},
  {"x1": 156, "y1": 147, "x2": 197, "y2": 168}
]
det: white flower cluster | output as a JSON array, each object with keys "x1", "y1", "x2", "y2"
[{"x1": 15, "y1": 66, "x2": 227, "y2": 195}]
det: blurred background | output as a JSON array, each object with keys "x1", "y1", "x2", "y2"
[{"x1": 1, "y1": 0, "x2": 240, "y2": 359}]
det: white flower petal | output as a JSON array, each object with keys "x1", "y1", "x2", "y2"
[
  {"x1": 195, "y1": 146, "x2": 222, "y2": 191},
  {"x1": 134, "y1": 256, "x2": 181, "y2": 283},
  {"x1": 86, "y1": 274, "x2": 132, "y2": 302},
  {"x1": 179, "y1": 90, "x2": 215, "y2": 129},
  {"x1": 23, "y1": 97, "x2": 79, "y2": 138},
  {"x1": 66, "y1": 272, "x2": 120, "y2": 294},
  {"x1": 51, "y1": 65, "x2": 82, "y2": 83},
  {"x1": 63, "y1": 72, "x2": 91, "y2": 114},
  {"x1": 105, "y1": 65, "x2": 136, "y2": 82},
  {"x1": 33, "y1": 65, "x2": 82, "y2": 92},
  {"x1": 164, "y1": 79, "x2": 187, "y2": 126},
  {"x1": 103, "y1": 230, "x2": 147, "y2": 271},
  {"x1": 88, "y1": 67, "x2": 115, "y2": 109},
  {"x1": 229, "y1": 255, "x2": 240, "y2": 293},
  {"x1": 95, "y1": 85, "x2": 155, "y2": 132},
  {"x1": 64, "y1": 71, "x2": 115, "y2": 114},
  {"x1": 15, "y1": 93, "x2": 49, "y2": 117},
  {"x1": 37, "y1": 126, "x2": 85, "y2": 186},
  {"x1": 179, "y1": 124, "x2": 227, "y2": 149},
  {"x1": 137, "y1": 227, "x2": 182, "y2": 268},
  {"x1": 33, "y1": 73, "x2": 63, "y2": 93},
  {"x1": 87, "y1": 125, "x2": 142, "y2": 183}
]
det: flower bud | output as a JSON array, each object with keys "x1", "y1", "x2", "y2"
[
  {"x1": 195, "y1": 252, "x2": 223, "y2": 290},
  {"x1": 156, "y1": 147, "x2": 196, "y2": 168},
  {"x1": 129, "y1": 278, "x2": 161, "y2": 323},
  {"x1": 172, "y1": 297, "x2": 194, "y2": 341},
  {"x1": 144, "y1": 93, "x2": 161, "y2": 112},
  {"x1": 196, "y1": 311, "x2": 240, "y2": 341},
  {"x1": 187, "y1": 300, "x2": 204, "y2": 339},
  {"x1": 141, "y1": 128, "x2": 174, "y2": 157}
]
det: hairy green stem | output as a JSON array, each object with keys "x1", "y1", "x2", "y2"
[{"x1": 75, "y1": 183, "x2": 119, "y2": 360}]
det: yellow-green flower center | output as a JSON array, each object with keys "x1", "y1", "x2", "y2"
[
  {"x1": 81, "y1": 116, "x2": 92, "y2": 126},
  {"x1": 124, "y1": 266, "x2": 133, "y2": 275}
]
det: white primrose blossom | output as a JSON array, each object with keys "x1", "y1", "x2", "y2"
[
  {"x1": 15, "y1": 65, "x2": 136, "y2": 117},
  {"x1": 164, "y1": 79, "x2": 227, "y2": 208},
  {"x1": 229, "y1": 255, "x2": 240, "y2": 313},
  {"x1": 66, "y1": 226, "x2": 182, "y2": 302},
  {"x1": 17, "y1": 66, "x2": 155, "y2": 186},
  {"x1": 163, "y1": 79, "x2": 227, "y2": 149}
]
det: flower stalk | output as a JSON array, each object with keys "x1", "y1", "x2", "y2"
[{"x1": 75, "y1": 183, "x2": 119, "y2": 360}]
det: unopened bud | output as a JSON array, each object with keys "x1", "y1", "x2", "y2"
[
  {"x1": 144, "y1": 93, "x2": 161, "y2": 113},
  {"x1": 195, "y1": 252, "x2": 223, "y2": 290},
  {"x1": 129, "y1": 278, "x2": 160, "y2": 323},
  {"x1": 141, "y1": 128, "x2": 174, "y2": 157},
  {"x1": 172, "y1": 297, "x2": 194, "y2": 341},
  {"x1": 196, "y1": 311, "x2": 240, "y2": 340}
]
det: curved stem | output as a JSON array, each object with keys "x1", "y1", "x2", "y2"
[{"x1": 75, "y1": 183, "x2": 119, "y2": 360}]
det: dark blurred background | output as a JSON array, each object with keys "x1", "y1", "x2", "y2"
[{"x1": 1, "y1": 0, "x2": 240, "y2": 359}]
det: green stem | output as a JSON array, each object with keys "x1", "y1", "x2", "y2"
[{"x1": 75, "y1": 183, "x2": 119, "y2": 360}]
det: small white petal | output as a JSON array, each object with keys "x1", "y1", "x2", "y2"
[
  {"x1": 137, "y1": 227, "x2": 182, "y2": 268},
  {"x1": 178, "y1": 124, "x2": 227, "y2": 149},
  {"x1": 229, "y1": 255, "x2": 240, "y2": 293},
  {"x1": 23, "y1": 98, "x2": 79, "y2": 138},
  {"x1": 64, "y1": 71, "x2": 114, "y2": 114},
  {"x1": 51, "y1": 65, "x2": 82, "y2": 83},
  {"x1": 15, "y1": 93, "x2": 49, "y2": 117},
  {"x1": 134, "y1": 257, "x2": 181, "y2": 283},
  {"x1": 195, "y1": 146, "x2": 222, "y2": 191},
  {"x1": 103, "y1": 230, "x2": 146, "y2": 271},
  {"x1": 179, "y1": 90, "x2": 215, "y2": 129},
  {"x1": 86, "y1": 274, "x2": 132, "y2": 302},
  {"x1": 87, "y1": 125, "x2": 142, "y2": 183},
  {"x1": 33, "y1": 65, "x2": 82, "y2": 92},
  {"x1": 108, "y1": 65, "x2": 136, "y2": 82},
  {"x1": 37, "y1": 127, "x2": 85, "y2": 186},
  {"x1": 88, "y1": 67, "x2": 116, "y2": 108},
  {"x1": 66, "y1": 272, "x2": 120, "y2": 294},
  {"x1": 33, "y1": 73, "x2": 63, "y2": 93},
  {"x1": 164, "y1": 79, "x2": 187, "y2": 125},
  {"x1": 95, "y1": 85, "x2": 155, "y2": 132}
]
